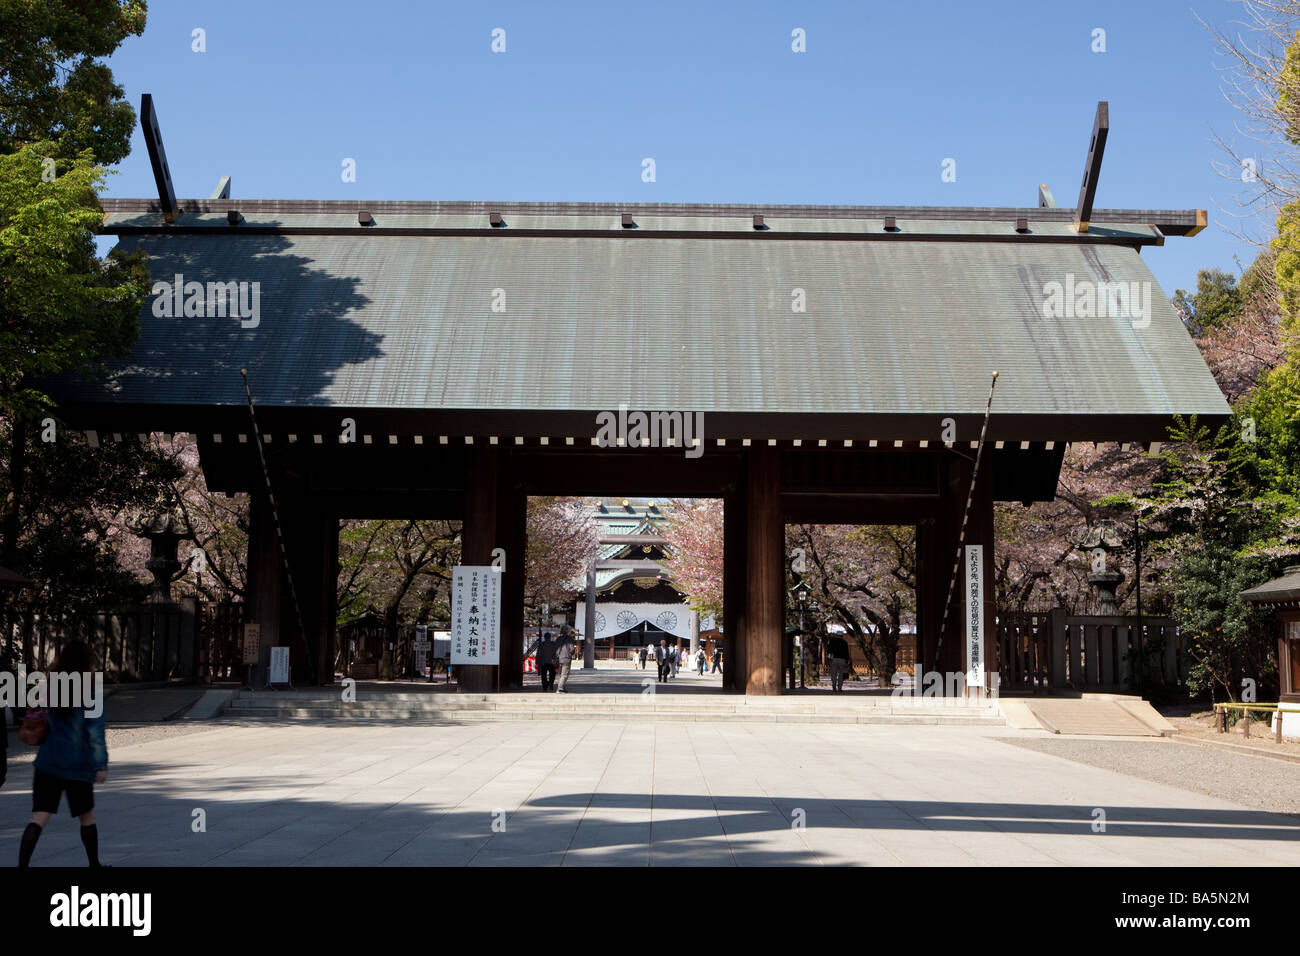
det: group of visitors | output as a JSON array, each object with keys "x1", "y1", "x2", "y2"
[
  {"x1": 638, "y1": 641, "x2": 723, "y2": 677},
  {"x1": 533, "y1": 626, "x2": 579, "y2": 693}
]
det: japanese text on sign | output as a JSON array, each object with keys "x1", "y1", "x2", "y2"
[
  {"x1": 965, "y1": 544, "x2": 984, "y2": 689},
  {"x1": 451, "y1": 566, "x2": 501, "y2": 665}
]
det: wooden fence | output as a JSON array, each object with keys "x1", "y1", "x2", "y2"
[
  {"x1": 1, "y1": 599, "x2": 247, "y2": 684},
  {"x1": 998, "y1": 609, "x2": 1187, "y2": 693}
]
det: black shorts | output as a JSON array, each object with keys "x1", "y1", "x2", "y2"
[{"x1": 32, "y1": 769, "x2": 94, "y2": 817}]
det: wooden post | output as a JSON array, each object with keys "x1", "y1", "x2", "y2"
[
  {"x1": 914, "y1": 518, "x2": 933, "y2": 681},
  {"x1": 583, "y1": 562, "x2": 597, "y2": 670},
  {"x1": 723, "y1": 467, "x2": 748, "y2": 692},
  {"x1": 745, "y1": 446, "x2": 782, "y2": 695},
  {"x1": 1049, "y1": 607, "x2": 1067, "y2": 689},
  {"x1": 244, "y1": 493, "x2": 281, "y2": 687},
  {"x1": 497, "y1": 465, "x2": 525, "y2": 690},
  {"x1": 459, "y1": 444, "x2": 498, "y2": 693},
  {"x1": 276, "y1": 476, "x2": 339, "y2": 686}
]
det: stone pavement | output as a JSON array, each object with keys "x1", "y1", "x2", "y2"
[{"x1": 3, "y1": 716, "x2": 1299, "y2": 866}]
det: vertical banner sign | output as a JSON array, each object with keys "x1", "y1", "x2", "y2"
[
  {"x1": 269, "y1": 646, "x2": 291, "y2": 684},
  {"x1": 451, "y1": 566, "x2": 501, "y2": 665},
  {"x1": 965, "y1": 545, "x2": 984, "y2": 691},
  {"x1": 242, "y1": 623, "x2": 261, "y2": 665}
]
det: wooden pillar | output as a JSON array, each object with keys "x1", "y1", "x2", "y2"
[
  {"x1": 459, "y1": 445, "x2": 498, "y2": 692},
  {"x1": 914, "y1": 518, "x2": 933, "y2": 681},
  {"x1": 244, "y1": 492, "x2": 281, "y2": 686},
  {"x1": 583, "y1": 562, "x2": 597, "y2": 669},
  {"x1": 723, "y1": 465, "x2": 748, "y2": 692},
  {"x1": 497, "y1": 462, "x2": 525, "y2": 690},
  {"x1": 923, "y1": 447, "x2": 996, "y2": 692},
  {"x1": 745, "y1": 446, "x2": 783, "y2": 695}
]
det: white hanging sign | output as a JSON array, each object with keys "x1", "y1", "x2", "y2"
[
  {"x1": 965, "y1": 544, "x2": 984, "y2": 690},
  {"x1": 451, "y1": 566, "x2": 501, "y2": 665}
]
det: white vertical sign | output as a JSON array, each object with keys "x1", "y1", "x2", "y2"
[
  {"x1": 269, "y1": 646, "x2": 291, "y2": 684},
  {"x1": 451, "y1": 566, "x2": 501, "y2": 665},
  {"x1": 965, "y1": 544, "x2": 984, "y2": 691}
]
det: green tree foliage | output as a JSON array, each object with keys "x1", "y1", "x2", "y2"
[
  {"x1": 1171, "y1": 268, "x2": 1243, "y2": 334},
  {"x1": 0, "y1": 0, "x2": 147, "y2": 162},
  {"x1": 0, "y1": 2, "x2": 162, "y2": 659},
  {"x1": 1136, "y1": 417, "x2": 1294, "y2": 700},
  {"x1": 0, "y1": 144, "x2": 148, "y2": 418}
]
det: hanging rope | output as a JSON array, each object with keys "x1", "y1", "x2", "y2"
[
  {"x1": 240, "y1": 369, "x2": 314, "y2": 684},
  {"x1": 933, "y1": 371, "x2": 998, "y2": 672}
]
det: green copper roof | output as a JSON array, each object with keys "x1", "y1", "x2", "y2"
[{"x1": 54, "y1": 201, "x2": 1227, "y2": 436}]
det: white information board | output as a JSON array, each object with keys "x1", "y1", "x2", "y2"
[
  {"x1": 965, "y1": 544, "x2": 984, "y2": 690},
  {"x1": 269, "y1": 646, "x2": 291, "y2": 685},
  {"x1": 451, "y1": 566, "x2": 501, "y2": 665}
]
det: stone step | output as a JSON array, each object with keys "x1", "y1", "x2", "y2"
[
  {"x1": 224, "y1": 699, "x2": 998, "y2": 717},
  {"x1": 226, "y1": 695, "x2": 989, "y2": 713},
  {"x1": 223, "y1": 706, "x2": 1006, "y2": 725},
  {"x1": 1023, "y1": 699, "x2": 1165, "y2": 736}
]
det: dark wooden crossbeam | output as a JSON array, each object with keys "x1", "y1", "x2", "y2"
[
  {"x1": 1073, "y1": 101, "x2": 1109, "y2": 232},
  {"x1": 139, "y1": 94, "x2": 177, "y2": 223}
]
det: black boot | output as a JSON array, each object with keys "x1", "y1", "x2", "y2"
[
  {"x1": 18, "y1": 822, "x2": 41, "y2": 867},
  {"x1": 80, "y1": 823, "x2": 102, "y2": 867}
]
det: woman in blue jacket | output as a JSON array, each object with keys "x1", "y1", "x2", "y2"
[{"x1": 18, "y1": 640, "x2": 108, "y2": 867}]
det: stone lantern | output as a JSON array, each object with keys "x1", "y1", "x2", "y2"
[
  {"x1": 131, "y1": 505, "x2": 191, "y2": 604},
  {"x1": 1080, "y1": 522, "x2": 1126, "y2": 615}
]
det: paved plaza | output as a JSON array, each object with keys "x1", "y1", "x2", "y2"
[{"x1": 4, "y1": 709, "x2": 1300, "y2": 866}]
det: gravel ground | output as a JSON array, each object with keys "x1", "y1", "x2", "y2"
[
  {"x1": 999, "y1": 736, "x2": 1300, "y2": 817},
  {"x1": 3, "y1": 723, "x2": 224, "y2": 767}
]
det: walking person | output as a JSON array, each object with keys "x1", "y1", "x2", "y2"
[
  {"x1": 826, "y1": 633, "x2": 850, "y2": 693},
  {"x1": 639, "y1": 645, "x2": 648, "y2": 670},
  {"x1": 711, "y1": 646, "x2": 722, "y2": 674},
  {"x1": 669, "y1": 644, "x2": 679, "y2": 679},
  {"x1": 536, "y1": 631, "x2": 557, "y2": 692},
  {"x1": 696, "y1": 647, "x2": 706, "y2": 675},
  {"x1": 554, "y1": 626, "x2": 577, "y2": 693},
  {"x1": 656, "y1": 639, "x2": 669, "y2": 683},
  {"x1": 18, "y1": 640, "x2": 108, "y2": 868}
]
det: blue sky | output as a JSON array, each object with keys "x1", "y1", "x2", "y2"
[{"x1": 100, "y1": 0, "x2": 1276, "y2": 294}]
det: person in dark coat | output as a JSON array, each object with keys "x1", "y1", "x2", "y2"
[
  {"x1": 536, "y1": 631, "x2": 557, "y2": 692},
  {"x1": 639, "y1": 645, "x2": 648, "y2": 670},
  {"x1": 554, "y1": 627, "x2": 577, "y2": 693},
  {"x1": 826, "y1": 634, "x2": 850, "y2": 692},
  {"x1": 19, "y1": 641, "x2": 108, "y2": 867},
  {"x1": 711, "y1": 647, "x2": 722, "y2": 673},
  {"x1": 656, "y1": 639, "x2": 670, "y2": 683}
]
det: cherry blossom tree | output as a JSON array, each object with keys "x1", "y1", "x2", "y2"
[{"x1": 658, "y1": 497, "x2": 724, "y2": 620}]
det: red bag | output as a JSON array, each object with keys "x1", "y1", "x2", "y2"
[{"x1": 18, "y1": 707, "x2": 48, "y2": 746}]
